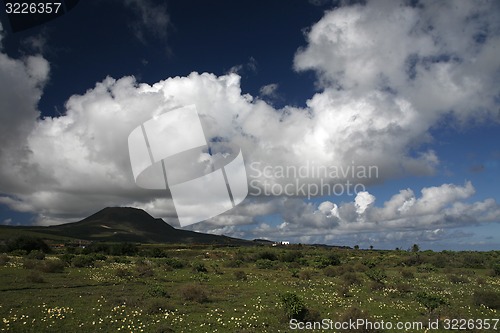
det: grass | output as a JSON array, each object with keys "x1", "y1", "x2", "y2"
[{"x1": 0, "y1": 247, "x2": 499, "y2": 332}]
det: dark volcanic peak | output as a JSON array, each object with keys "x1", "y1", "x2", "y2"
[
  {"x1": 36, "y1": 207, "x2": 253, "y2": 245},
  {"x1": 82, "y1": 207, "x2": 161, "y2": 224}
]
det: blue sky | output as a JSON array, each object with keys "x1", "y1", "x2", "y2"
[{"x1": 0, "y1": 0, "x2": 499, "y2": 250}]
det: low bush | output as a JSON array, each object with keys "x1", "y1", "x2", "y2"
[
  {"x1": 473, "y1": 290, "x2": 500, "y2": 310},
  {"x1": 417, "y1": 263, "x2": 436, "y2": 272},
  {"x1": 71, "y1": 255, "x2": 95, "y2": 268},
  {"x1": 365, "y1": 269, "x2": 387, "y2": 283},
  {"x1": 256, "y1": 250, "x2": 278, "y2": 261},
  {"x1": 323, "y1": 265, "x2": 337, "y2": 277},
  {"x1": 255, "y1": 259, "x2": 275, "y2": 269},
  {"x1": 0, "y1": 254, "x2": 10, "y2": 266},
  {"x1": 314, "y1": 253, "x2": 341, "y2": 268},
  {"x1": 281, "y1": 292, "x2": 307, "y2": 320},
  {"x1": 233, "y1": 270, "x2": 247, "y2": 281},
  {"x1": 162, "y1": 257, "x2": 185, "y2": 269},
  {"x1": 60, "y1": 253, "x2": 75, "y2": 265},
  {"x1": 298, "y1": 269, "x2": 313, "y2": 280},
  {"x1": 447, "y1": 274, "x2": 469, "y2": 284},
  {"x1": 26, "y1": 271, "x2": 44, "y2": 283},
  {"x1": 492, "y1": 263, "x2": 500, "y2": 277},
  {"x1": 22, "y1": 259, "x2": 37, "y2": 269},
  {"x1": 337, "y1": 285, "x2": 351, "y2": 298},
  {"x1": 145, "y1": 298, "x2": 173, "y2": 315},
  {"x1": 401, "y1": 269, "x2": 415, "y2": 279},
  {"x1": 192, "y1": 262, "x2": 208, "y2": 273},
  {"x1": 115, "y1": 268, "x2": 132, "y2": 278},
  {"x1": 179, "y1": 284, "x2": 209, "y2": 303},
  {"x1": 280, "y1": 250, "x2": 303, "y2": 263},
  {"x1": 38, "y1": 259, "x2": 65, "y2": 273},
  {"x1": 369, "y1": 281, "x2": 385, "y2": 291},
  {"x1": 339, "y1": 307, "x2": 380, "y2": 333},
  {"x1": 147, "y1": 284, "x2": 170, "y2": 298},
  {"x1": 27, "y1": 250, "x2": 45, "y2": 260},
  {"x1": 135, "y1": 261, "x2": 155, "y2": 277},
  {"x1": 341, "y1": 272, "x2": 361, "y2": 286},
  {"x1": 415, "y1": 292, "x2": 448, "y2": 313},
  {"x1": 224, "y1": 259, "x2": 243, "y2": 268},
  {"x1": 394, "y1": 282, "x2": 413, "y2": 294}
]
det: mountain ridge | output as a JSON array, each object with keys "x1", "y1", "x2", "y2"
[{"x1": 0, "y1": 207, "x2": 254, "y2": 245}]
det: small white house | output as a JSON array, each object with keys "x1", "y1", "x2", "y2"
[{"x1": 281, "y1": 241, "x2": 290, "y2": 245}]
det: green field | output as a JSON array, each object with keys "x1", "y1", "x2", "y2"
[{"x1": 1, "y1": 244, "x2": 500, "y2": 332}]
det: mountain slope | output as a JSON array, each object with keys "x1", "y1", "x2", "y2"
[{"x1": 1, "y1": 207, "x2": 253, "y2": 245}]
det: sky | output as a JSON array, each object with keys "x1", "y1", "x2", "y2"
[{"x1": 0, "y1": 0, "x2": 499, "y2": 251}]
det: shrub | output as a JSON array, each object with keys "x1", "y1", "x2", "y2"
[
  {"x1": 224, "y1": 259, "x2": 243, "y2": 268},
  {"x1": 365, "y1": 269, "x2": 387, "y2": 283},
  {"x1": 234, "y1": 270, "x2": 247, "y2": 281},
  {"x1": 323, "y1": 266, "x2": 337, "y2": 277},
  {"x1": 192, "y1": 272, "x2": 210, "y2": 283},
  {"x1": 476, "y1": 277, "x2": 486, "y2": 285},
  {"x1": 255, "y1": 259, "x2": 274, "y2": 269},
  {"x1": 111, "y1": 256, "x2": 132, "y2": 264},
  {"x1": 460, "y1": 253, "x2": 485, "y2": 269},
  {"x1": 281, "y1": 292, "x2": 307, "y2": 320},
  {"x1": 401, "y1": 269, "x2": 414, "y2": 279},
  {"x1": 415, "y1": 292, "x2": 447, "y2": 313},
  {"x1": 448, "y1": 274, "x2": 469, "y2": 284},
  {"x1": 473, "y1": 290, "x2": 500, "y2": 310},
  {"x1": 38, "y1": 259, "x2": 65, "y2": 273},
  {"x1": 60, "y1": 253, "x2": 75, "y2": 265},
  {"x1": 22, "y1": 259, "x2": 37, "y2": 269},
  {"x1": 71, "y1": 255, "x2": 95, "y2": 268},
  {"x1": 0, "y1": 254, "x2": 9, "y2": 266},
  {"x1": 135, "y1": 261, "x2": 155, "y2": 277},
  {"x1": 147, "y1": 284, "x2": 170, "y2": 298},
  {"x1": 403, "y1": 255, "x2": 422, "y2": 266},
  {"x1": 298, "y1": 269, "x2": 313, "y2": 280},
  {"x1": 314, "y1": 254, "x2": 341, "y2": 268},
  {"x1": 337, "y1": 285, "x2": 351, "y2": 298},
  {"x1": 362, "y1": 259, "x2": 378, "y2": 269},
  {"x1": 341, "y1": 272, "x2": 361, "y2": 286},
  {"x1": 91, "y1": 253, "x2": 107, "y2": 261},
  {"x1": 154, "y1": 323, "x2": 175, "y2": 333},
  {"x1": 394, "y1": 282, "x2": 413, "y2": 294},
  {"x1": 142, "y1": 247, "x2": 167, "y2": 258},
  {"x1": 145, "y1": 298, "x2": 172, "y2": 315},
  {"x1": 162, "y1": 258, "x2": 185, "y2": 269},
  {"x1": 369, "y1": 281, "x2": 385, "y2": 291},
  {"x1": 192, "y1": 262, "x2": 208, "y2": 273},
  {"x1": 26, "y1": 271, "x2": 44, "y2": 283},
  {"x1": 256, "y1": 251, "x2": 278, "y2": 261},
  {"x1": 7, "y1": 236, "x2": 50, "y2": 254},
  {"x1": 427, "y1": 253, "x2": 450, "y2": 268},
  {"x1": 339, "y1": 307, "x2": 380, "y2": 333},
  {"x1": 492, "y1": 264, "x2": 500, "y2": 277},
  {"x1": 27, "y1": 250, "x2": 45, "y2": 260},
  {"x1": 115, "y1": 268, "x2": 132, "y2": 278},
  {"x1": 280, "y1": 250, "x2": 303, "y2": 263},
  {"x1": 211, "y1": 263, "x2": 223, "y2": 275},
  {"x1": 179, "y1": 284, "x2": 209, "y2": 303},
  {"x1": 417, "y1": 264, "x2": 436, "y2": 272}
]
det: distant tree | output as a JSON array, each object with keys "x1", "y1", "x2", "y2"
[
  {"x1": 411, "y1": 244, "x2": 420, "y2": 253},
  {"x1": 369, "y1": 245, "x2": 374, "y2": 250},
  {"x1": 354, "y1": 245, "x2": 359, "y2": 250}
]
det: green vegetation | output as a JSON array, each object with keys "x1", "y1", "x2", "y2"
[{"x1": 0, "y1": 244, "x2": 500, "y2": 332}]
